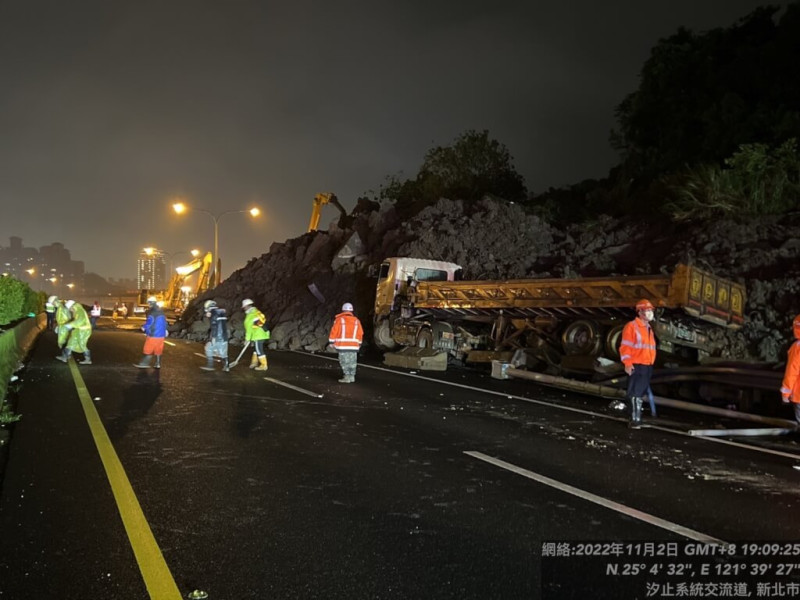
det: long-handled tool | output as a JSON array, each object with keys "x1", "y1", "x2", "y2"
[{"x1": 228, "y1": 341, "x2": 251, "y2": 369}]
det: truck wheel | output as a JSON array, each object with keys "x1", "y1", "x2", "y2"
[
  {"x1": 561, "y1": 320, "x2": 602, "y2": 356},
  {"x1": 416, "y1": 328, "x2": 434, "y2": 349},
  {"x1": 373, "y1": 318, "x2": 399, "y2": 351},
  {"x1": 604, "y1": 323, "x2": 625, "y2": 360}
]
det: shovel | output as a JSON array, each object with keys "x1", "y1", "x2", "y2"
[{"x1": 228, "y1": 341, "x2": 251, "y2": 369}]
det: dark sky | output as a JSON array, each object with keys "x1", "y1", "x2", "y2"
[{"x1": 0, "y1": 1, "x2": 789, "y2": 280}]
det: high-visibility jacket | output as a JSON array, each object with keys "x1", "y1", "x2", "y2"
[
  {"x1": 90, "y1": 304, "x2": 101, "y2": 317},
  {"x1": 45, "y1": 301, "x2": 56, "y2": 314},
  {"x1": 328, "y1": 311, "x2": 363, "y2": 350},
  {"x1": 781, "y1": 335, "x2": 800, "y2": 403},
  {"x1": 620, "y1": 317, "x2": 656, "y2": 367},
  {"x1": 244, "y1": 307, "x2": 270, "y2": 342}
]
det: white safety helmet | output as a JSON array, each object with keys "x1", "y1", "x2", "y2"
[
  {"x1": 147, "y1": 296, "x2": 158, "y2": 304},
  {"x1": 65, "y1": 300, "x2": 75, "y2": 309},
  {"x1": 341, "y1": 302, "x2": 354, "y2": 312},
  {"x1": 242, "y1": 298, "x2": 254, "y2": 309},
  {"x1": 203, "y1": 300, "x2": 216, "y2": 310},
  {"x1": 47, "y1": 295, "x2": 58, "y2": 304}
]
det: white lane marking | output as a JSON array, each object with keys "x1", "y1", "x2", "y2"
[
  {"x1": 293, "y1": 351, "x2": 800, "y2": 462},
  {"x1": 465, "y1": 451, "x2": 726, "y2": 545},
  {"x1": 263, "y1": 376, "x2": 324, "y2": 398}
]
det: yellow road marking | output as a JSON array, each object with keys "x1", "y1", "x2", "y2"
[{"x1": 67, "y1": 360, "x2": 182, "y2": 599}]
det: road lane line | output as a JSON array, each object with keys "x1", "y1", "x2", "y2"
[
  {"x1": 263, "y1": 376, "x2": 324, "y2": 398},
  {"x1": 67, "y1": 360, "x2": 182, "y2": 600},
  {"x1": 295, "y1": 352, "x2": 800, "y2": 462},
  {"x1": 465, "y1": 451, "x2": 726, "y2": 545}
]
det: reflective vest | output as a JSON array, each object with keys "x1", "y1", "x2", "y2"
[
  {"x1": 620, "y1": 317, "x2": 656, "y2": 367},
  {"x1": 90, "y1": 304, "x2": 101, "y2": 317},
  {"x1": 328, "y1": 311, "x2": 363, "y2": 350},
  {"x1": 244, "y1": 308, "x2": 270, "y2": 342},
  {"x1": 45, "y1": 301, "x2": 55, "y2": 314},
  {"x1": 782, "y1": 340, "x2": 800, "y2": 403}
]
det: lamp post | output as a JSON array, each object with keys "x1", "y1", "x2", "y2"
[{"x1": 172, "y1": 201, "x2": 260, "y2": 287}]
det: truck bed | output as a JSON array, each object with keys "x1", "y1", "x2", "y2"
[{"x1": 410, "y1": 264, "x2": 744, "y2": 329}]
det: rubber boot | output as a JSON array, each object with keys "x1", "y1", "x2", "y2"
[
  {"x1": 56, "y1": 349, "x2": 72, "y2": 363},
  {"x1": 154, "y1": 355, "x2": 161, "y2": 369},
  {"x1": 249, "y1": 352, "x2": 259, "y2": 369},
  {"x1": 80, "y1": 349, "x2": 92, "y2": 365},
  {"x1": 628, "y1": 397, "x2": 642, "y2": 429},
  {"x1": 134, "y1": 354, "x2": 152, "y2": 368},
  {"x1": 200, "y1": 358, "x2": 215, "y2": 371},
  {"x1": 223, "y1": 359, "x2": 230, "y2": 373},
  {"x1": 338, "y1": 374, "x2": 349, "y2": 383},
  {"x1": 254, "y1": 355, "x2": 268, "y2": 371}
]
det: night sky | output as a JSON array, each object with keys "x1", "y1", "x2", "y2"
[{"x1": 0, "y1": 1, "x2": 789, "y2": 280}]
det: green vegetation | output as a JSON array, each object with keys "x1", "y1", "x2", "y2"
[
  {"x1": 373, "y1": 129, "x2": 528, "y2": 217},
  {"x1": 373, "y1": 5, "x2": 800, "y2": 224},
  {"x1": 0, "y1": 276, "x2": 42, "y2": 326}
]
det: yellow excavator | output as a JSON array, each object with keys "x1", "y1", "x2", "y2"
[
  {"x1": 307, "y1": 192, "x2": 349, "y2": 232},
  {"x1": 139, "y1": 251, "x2": 213, "y2": 313}
]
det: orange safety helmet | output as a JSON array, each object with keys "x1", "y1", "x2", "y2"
[{"x1": 635, "y1": 299, "x2": 655, "y2": 312}]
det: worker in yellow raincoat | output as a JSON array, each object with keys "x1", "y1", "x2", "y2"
[{"x1": 56, "y1": 300, "x2": 93, "y2": 365}]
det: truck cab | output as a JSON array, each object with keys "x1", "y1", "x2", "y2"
[{"x1": 374, "y1": 257, "x2": 462, "y2": 318}]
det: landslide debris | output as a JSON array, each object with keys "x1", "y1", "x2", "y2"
[{"x1": 171, "y1": 197, "x2": 800, "y2": 364}]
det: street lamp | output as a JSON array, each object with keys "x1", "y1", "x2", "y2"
[{"x1": 172, "y1": 201, "x2": 260, "y2": 287}]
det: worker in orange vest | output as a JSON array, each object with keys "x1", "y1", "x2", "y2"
[
  {"x1": 780, "y1": 314, "x2": 800, "y2": 424},
  {"x1": 620, "y1": 299, "x2": 657, "y2": 429},
  {"x1": 328, "y1": 302, "x2": 363, "y2": 383}
]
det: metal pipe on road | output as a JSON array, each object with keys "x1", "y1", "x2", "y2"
[{"x1": 505, "y1": 367, "x2": 797, "y2": 430}]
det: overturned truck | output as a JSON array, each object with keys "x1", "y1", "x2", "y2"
[{"x1": 372, "y1": 257, "x2": 745, "y2": 373}]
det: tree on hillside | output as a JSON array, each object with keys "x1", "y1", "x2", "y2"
[
  {"x1": 376, "y1": 130, "x2": 527, "y2": 217},
  {"x1": 612, "y1": 3, "x2": 800, "y2": 182}
]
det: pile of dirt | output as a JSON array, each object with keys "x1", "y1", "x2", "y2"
[{"x1": 171, "y1": 197, "x2": 800, "y2": 364}]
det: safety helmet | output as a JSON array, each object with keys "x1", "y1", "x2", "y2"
[
  {"x1": 65, "y1": 300, "x2": 75, "y2": 309},
  {"x1": 147, "y1": 296, "x2": 158, "y2": 304},
  {"x1": 342, "y1": 302, "x2": 354, "y2": 312},
  {"x1": 203, "y1": 300, "x2": 216, "y2": 310},
  {"x1": 793, "y1": 314, "x2": 800, "y2": 337},
  {"x1": 635, "y1": 299, "x2": 654, "y2": 312},
  {"x1": 47, "y1": 295, "x2": 58, "y2": 304},
  {"x1": 242, "y1": 298, "x2": 254, "y2": 309}
]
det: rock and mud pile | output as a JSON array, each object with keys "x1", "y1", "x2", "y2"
[{"x1": 171, "y1": 197, "x2": 800, "y2": 365}]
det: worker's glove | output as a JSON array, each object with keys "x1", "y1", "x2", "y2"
[
  {"x1": 624, "y1": 364, "x2": 634, "y2": 376},
  {"x1": 65, "y1": 324, "x2": 73, "y2": 330},
  {"x1": 326, "y1": 343, "x2": 335, "y2": 353},
  {"x1": 783, "y1": 395, "x2": 792, "y2": 404}
]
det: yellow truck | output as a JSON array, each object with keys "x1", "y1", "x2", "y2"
[{"x1": 373, "y1": 257, "x2": 745, "y2": 371}]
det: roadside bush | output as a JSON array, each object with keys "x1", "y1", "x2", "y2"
[{"x1": 0, "y1": 277, "x2": 41, "y2": 326}]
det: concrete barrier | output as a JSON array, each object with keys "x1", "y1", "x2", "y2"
[{"x1": 0, "y1": 314, "x2": 45, "y2": 406}]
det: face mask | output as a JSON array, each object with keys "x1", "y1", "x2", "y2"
[{"x1": 644, "y1": 310, "x2": 654, "y2": 322}]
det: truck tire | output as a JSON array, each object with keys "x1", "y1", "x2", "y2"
[
  {"x1": 604, "y1": 323, "x2": 625, "y2": 360},
  {"x1": 373, "y1": 318, "x2": 399, "y2": 352},
  {"x1": 416, "y1": 328, "x2": 434, "y2": 349},
  {"x1": 561, "y1": 320, "x2": 602, "y2": 356}
]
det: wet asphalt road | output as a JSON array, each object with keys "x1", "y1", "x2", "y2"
[{"x1": 2, "y1": 322, "x2": 800, "y2": 599}]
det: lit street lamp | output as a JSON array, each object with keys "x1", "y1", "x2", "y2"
[{"x1": 172, "y1": 201, "x2": 260, "y2": 287}]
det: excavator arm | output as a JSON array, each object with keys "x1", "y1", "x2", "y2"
[{"x1": 308, "y1": 192, "x2": 348, "y2": 232}]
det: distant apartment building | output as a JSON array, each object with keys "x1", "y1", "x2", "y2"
[
  {"x1": 137, "y1": 248, "x2": 167, "y2": 290},
  {"x1": 0, "y1": 237, "x2": 84, "y2": 293}
]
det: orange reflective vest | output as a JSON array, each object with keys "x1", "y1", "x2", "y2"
[
  {"x1": 781, "y1": 340, "x2": 800, "y2": 403},
  {"x1": 329, "y1": 311, "x2": 363, "y2": 350},
  {"x1": 620, "y1": 317, "x2": 656, "y2": 367}
]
